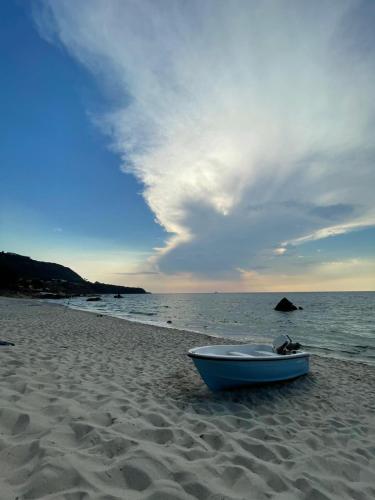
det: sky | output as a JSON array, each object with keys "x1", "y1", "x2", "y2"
[{"x1": 1, "y1": 0, "x2": 374, "y2": 292}]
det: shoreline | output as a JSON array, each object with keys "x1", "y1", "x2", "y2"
[
  {"x1": 6, "y1": 297, "x2": 375, "y2": 371},
  {"x1": 1, "y1": 297, "x2": 374, "y2": 499},
  {"x1": 55, "y1": 299, "x2": 230, "y2": 342},
  {"x1": 50, "y1": 296, "x2": 375, "y2": 368}
]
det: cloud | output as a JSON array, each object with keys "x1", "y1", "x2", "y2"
[
  {"x1": 34, "y1": 0, "x2": 375, "y2": 278},
  {"x1": 238, "y1": 257, "x2": 375, "y2": 292},
  {"x1": 283, "y1": 215, "x2": 375, "y2": 247},
  {"x1": 273, "y1": 247, "x2": 287, "y2": 256},
  {"x1": 111, "y1": 257, "x2": 375, "y2": 293},
  {"x1": 114, "y1": 271, "x2": 160, "y2": 276}
]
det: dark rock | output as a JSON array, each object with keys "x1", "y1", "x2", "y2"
[
  {"x1": 114, "y1": 294, "x2": 123, "y2": 298},
  {"x1": 0, "y1": 340, "x2": 15, "y2": 346},
  {"x1": 298, "y1": 306, "x2": 303, "y2": 310},
  {"x1": 274, "y1": 297, "x2": 298, "y2": 312},
  {"x1": 167, "y1": 320, "x2": 172, "y2": 324},
  {"x1": 87, "y1": 297, "x2": 101, "y2": 302}
]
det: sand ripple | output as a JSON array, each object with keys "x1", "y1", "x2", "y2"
[{"x1": 0, "y1": 298, "x2": 374, "y2": 499}]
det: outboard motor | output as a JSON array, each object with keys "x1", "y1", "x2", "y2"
[
  {"x1": 286, "y1": 341, "x2": 301, "y2": 353},
  {"x1": 273, "y1": 335, "x2": 301, "y2": 354}
]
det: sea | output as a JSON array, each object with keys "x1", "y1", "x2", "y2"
[{"x1": 58, "y1": 292, "x2": 375, "y2": 366}]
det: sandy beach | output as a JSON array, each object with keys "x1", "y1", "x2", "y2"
[{"x1": 0, "y1": 297, "x2": 374, "y2": 500}]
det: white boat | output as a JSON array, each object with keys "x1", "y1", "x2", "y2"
[{"x1": 188, "y1": 335, "x2": 310, "y2": 390}]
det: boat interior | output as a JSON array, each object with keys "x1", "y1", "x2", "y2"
[{"x1": 189, "y1": 336, "x2": 308, "y2": 360}]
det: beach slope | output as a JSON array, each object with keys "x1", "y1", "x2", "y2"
[{"x1": 0, "y1": 298, "x2": 374, "y2": 499}]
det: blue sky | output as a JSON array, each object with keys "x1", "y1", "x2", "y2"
[
  {"x1": 1, "y1": 0, "x2": 374, "y2": 292},
  {"x1": 0, "y1": 0, "x2": 165, "y2": 281}
]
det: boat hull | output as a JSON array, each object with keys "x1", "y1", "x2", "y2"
[{"x1": 190, "y1": 354, "x2": 310, "y2": 391}]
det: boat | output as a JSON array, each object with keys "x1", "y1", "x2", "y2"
[{"x1": 188, "y1": 335, "x2": 310, "y2": 390}]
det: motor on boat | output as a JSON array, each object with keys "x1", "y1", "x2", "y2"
[{"x1": 188, "y1": 334, "x2": 310, "y2": 390}]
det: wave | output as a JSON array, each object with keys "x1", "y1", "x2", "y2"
[{"x1": 129, "y1": 310, "x2": 157, "y2": 316}]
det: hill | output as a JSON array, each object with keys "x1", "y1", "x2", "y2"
[
  {"x1": 0, "y1": 252, "x2": 84, "y2": 283},
  {"x1": 0, "y1": 252, "x2": 147, "y2": 297}
]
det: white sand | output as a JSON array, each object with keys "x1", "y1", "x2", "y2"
[{"x1": 0, "y1": 297, "x2": 374, "y2": 500}]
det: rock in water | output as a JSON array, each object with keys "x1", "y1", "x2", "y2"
[
  {"x1": 0, "y1": 340, "x2": 15, "y2": 346},
  {"x1": 274, "y1": 297, "x2": 298, "y2": 312},
  {"x1": 87, "y1": 297, "x2": 101, "y2": 302}
]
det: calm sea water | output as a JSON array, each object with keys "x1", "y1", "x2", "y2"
[{"x1": 59, "y1": 292, "x2": 375, "y2": 365}]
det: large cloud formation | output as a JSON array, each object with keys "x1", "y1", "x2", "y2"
[{"x1": 34, "y1": 0, "x2": 375, "y2": 278}]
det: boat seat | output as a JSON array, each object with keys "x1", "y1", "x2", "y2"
[
  {"x1": 227, "y1": 350, "x2": 276, "y2": 358},
  {"x1": 227, "y1": 351, "x2": 251, "y2": 357}
]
